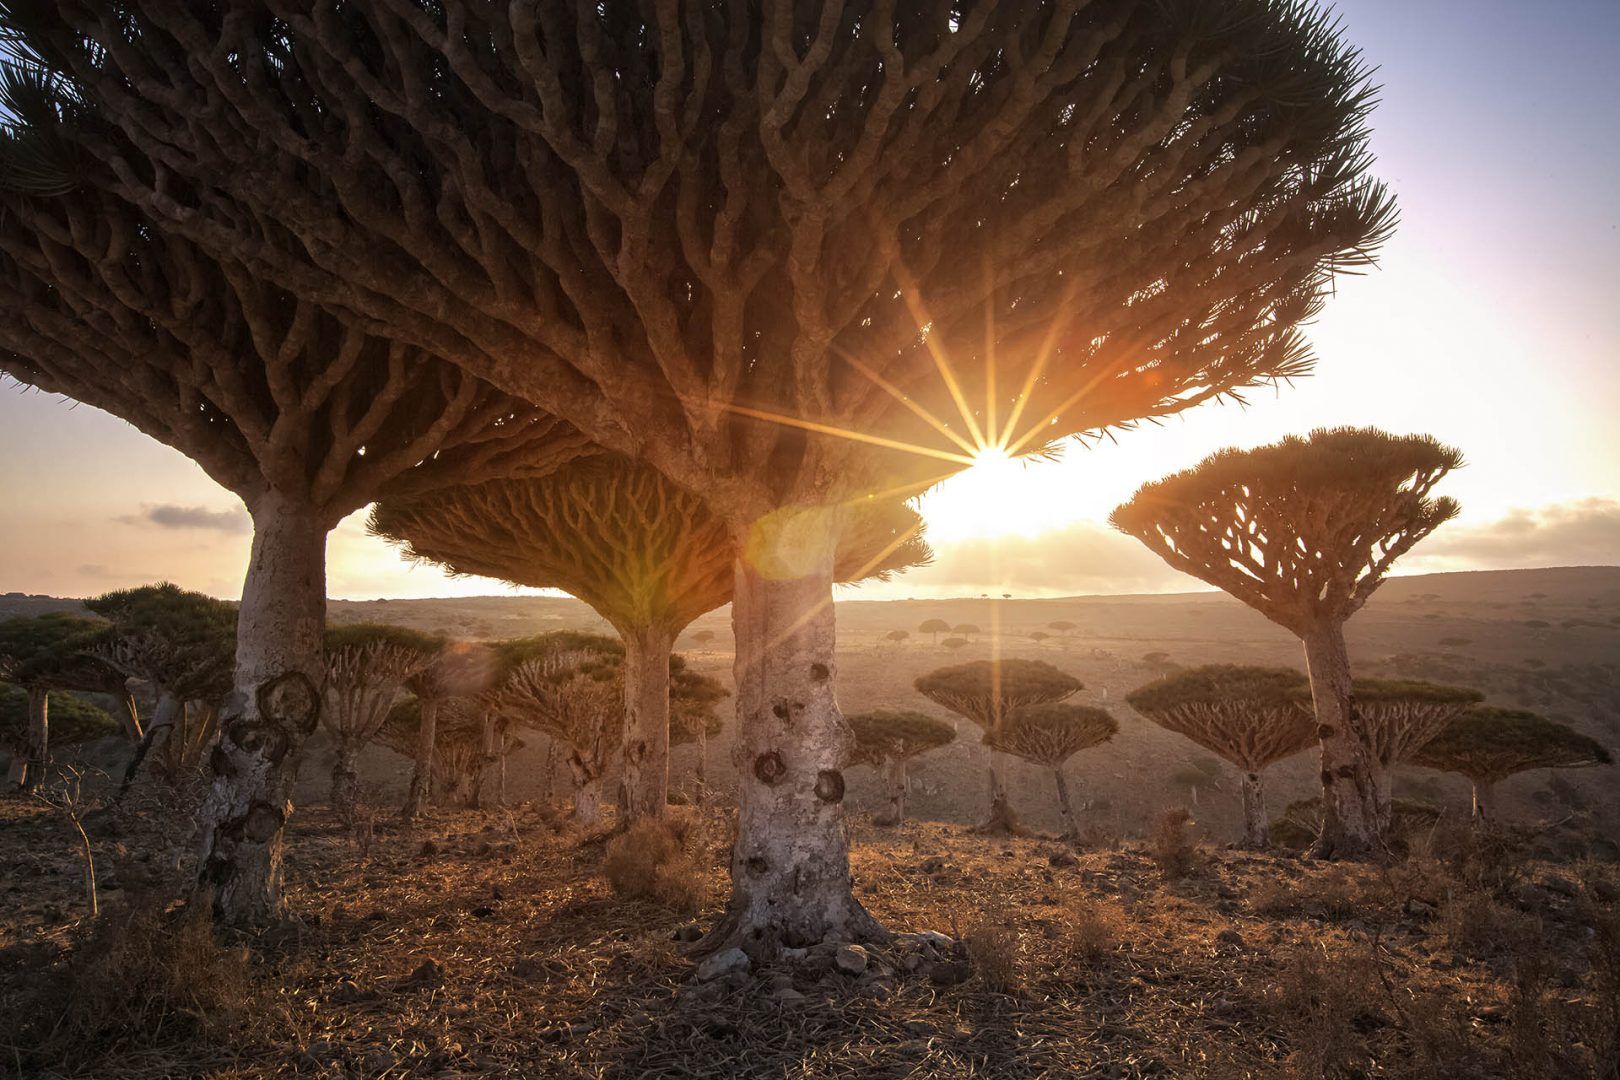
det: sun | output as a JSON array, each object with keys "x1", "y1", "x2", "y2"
[{"x1": 916, "y1": 444, "x2": 1078, "y2": 543}]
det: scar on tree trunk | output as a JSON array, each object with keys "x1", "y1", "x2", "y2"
[
  {"x1": 1301, "y1": 621, "x2": 1382, "y2": 860},
  {"x1": 195, "y1": 497, "x2": 326, "y2": 927},
  {"x1": 692, "y1": 508, "x2": 885, "y2": 960},
  {"x1": 973, "y1": 754, "x2": 1028, "y2": 836}
]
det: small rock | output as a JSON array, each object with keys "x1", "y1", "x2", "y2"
[
  {"x1": 834, "y1": 944, "x2": 869, "y2": 975},
  {"x1": 767, "y1": 972, "x2": 796, "y2": 992},
  {"x1": 1404, "y1": 898, "x2": 1438, "y2": 919},
  {"x1": 780, "y1": 946, "x2": 809, "y2": 964},
  {"x1": 1215, "y1": 929, "x2": 1244, "y2": 947},
  {"x1": 671, "y1": 923, "x2": 704, "y2": 944},
  {"x1": 469, "y1": 905, "x2": 496, "y2": 919},
  {"x1": 418, "y1": 840, "x2": 439, "y2": 856},
  {"x1": 400, "y1": 958, "x2": 445, "y2": 988},
  {"x1": 695, "y1": 947, "x2": 751, "y2": 982}
]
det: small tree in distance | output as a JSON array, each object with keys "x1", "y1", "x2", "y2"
[
  {"x1": 1112, "y1": 428, "x2": 1462, "y2": 859},
  {"x1": 1411, "y1": 706, "x2": 1611, "y2": 826},
  {"x1": 0, "y1": 612, "x2": 108, "y2": 791},
  {"x1": 953, "y1": 624, "x2": 982, "y2": 638},
  {"x1": 990, "y1": 703, "x2": 1117, "y2": 839},
  {"x1": 942, "y1": 638, "x2": 970, "y2": 654},
  {"x1": 885, "y1": 630, "x2": 910, "y2": 646},
  {"x1": 847, "y1": 710, "x2": 956, "y2": 826},
  {"x1": 919, "y1": 620, "x2": 952, "y2": 645},
  {"x1": 399, "y1": 642, "x2": 497, "y2": 821},
  {"x1": 915, "y1": 659, "x2": 1083, "y2": 834},
  {"x1": 1127, "y1": 666, "x2": 1317, "y2": 848}
]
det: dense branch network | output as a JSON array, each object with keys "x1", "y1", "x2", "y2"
[{"x1": 1127, "y1": 666, "x2": 1316, "y2": 773}]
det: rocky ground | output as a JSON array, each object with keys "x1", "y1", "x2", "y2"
[{"x1": 2, "y1": 787, "x2": 1617, "y2": 1079}]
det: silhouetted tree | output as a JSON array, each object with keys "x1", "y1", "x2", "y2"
[
  {"x1": 885, "y1": 630, "x2": 910, "y2": 646},
  {"x1": 670, "y1": 661, "x2": 728, "y2": 802},
  {"x1": 915, "y1": 659, "x2": 1082, "y2": 833},
  {"x1": 847, "y1": 710, "x2": 955, "y2": 826},
  {"x1": 487, "y1": 650, "x2": 621, "y2": 825},
  {"x1": 953, "y1": 624, "x2": 982, "y2": 638},
  {"x1": 919, "y1": 620, "x2": 952, "y2": 645},
  {"x1": 1127, "y1": 666, "x2": 1316, "y2": 847},
  {"x1": 320, "y1": 625, "x2": 442, "y2": 821},
  {"x1": 990, "y1": 703, "x2": 1117, "y2": 839},
  {"x1": 0, "y1": 612, "x2": 104, "y2": 790},
  {"x1": 1112, "y1": 428, "x2": 1461, "y2": 858},
  {"x1": 1411, "y1": 707, "x2": 1611, "y2": 826},
  {"x1": 371, "y1": 458, "x2": 929, "y2": 822},
  {"x1": 10, "y1": 0, "x2": 1395, "y2": 950}
]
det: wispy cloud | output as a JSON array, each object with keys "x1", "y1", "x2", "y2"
[
  {"x1": 1409, "y1": 498, "x2": 1620, "y2": 568},
  {"x1": 118, "y1": 504, "x2": 251, "y2": 534}
]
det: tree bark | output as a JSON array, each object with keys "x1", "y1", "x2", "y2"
[
  {"x1": 1301, "y1": 620, "x2": 1381, "y2": 859},
  {"x1": 977, "y1": 755, "x2": 1025, "y2": 835},
  {"x1": 330, "y1": 741, "x2": 361, "y2": 822},
  {"x1": 694, "y1": 723, "x2": 708, "y2": 805},
  {"x1": 1240, "y1": 770, "x2": 1270, "y2": 849},
  {"x1": 1471, "y1": 779, "x2": 1495, "y2": 828},
  {"x1": 20, "y1": 687, "x2": 49, "y2": 793},
  {"x1": 570, "y1": 756, "x2": 604, "y2": 826},
  {"x1": 873, "y1": 756, "x2": 906, "y2": 826},
  {"x1": 114, "y1": 686, "x2": 143, "y2": 742},
  {"x1": 541, "y1": 738, "x2": 556, "y2": 806},
  {"x1": 698, "y1": 507, "x2": 882, "y2": 958},
  {"x1": 474, "y1": 711, "x2": 501, "y2": 810},
  {"x1": 117, "y1": 690, "x2": 180, "y2": 800},
  {"x1": 1052, "y1": 766, "x2": 1079, "y2": 839},
  {"x1": 401, "y1": 696, "x2": 438, "y2": 820},
  {"x1": 619, "y1": 622, "x2": 674, "y2": 823},
  {"x1": 196, "y1": 493, "x2": 327, "y2": 928}
]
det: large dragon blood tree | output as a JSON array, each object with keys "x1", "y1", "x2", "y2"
[
  {"x1": 1112, "y1": 429, "x2": 1462, "y2": 858},
  {"x1": 0, "y1": 95, "x2": 591, "y2": 928},
  {"x1": 10, "y1": 0, "x2": 1396, "y2": 950},
  {"x1": 369, "y1": 456, "x2": 930, "y2": 823},
  {"x1": 1411, "y1": 707, "x2": 1612, "y2": 827},
  {"x1": 1126, "y1": 666, "x2": 1317, "y2": 848},
  {"x1": 914, "y1": 658, "x2": 1083, "y2": 833}
]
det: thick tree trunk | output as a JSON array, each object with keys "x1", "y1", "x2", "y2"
[
  {"x1": 977, "y1": 754, "x2": 1025, "y2": 835},
  {"x1": 1052, "y1": 766, "x2": 1079, "y2": 839},
  {"x1": 1240, "y1": 770, "x2": 1270, "y2": 849},
  {"x1": 330, "y1": 741, "x2": 361, "y2": 822},
  {"x1": 1471, "y1": 779, "x2": 1496, "y2": 828},
  {"x1": 196, "y1": 494, "x2": 326, "y2": 928},
  {"x1": 20, "y1": 687, "x2": 49, "y2": 793},
  {"x1": 698, "y1": 507, "x2": 882, "y2": 958},
  {"x1": 570, "y1": 756, "x2": 604, "y2": 826},
  {"x1": 619, "y1": 623, "x2": 674, "y2": 822},
  {"x1": 872, "y1": 755, "x2": 906, "y2": 826},
  {"x1": 1301, "y1": 621, "x2": 1381, "y2": 860},
  {"x1": 401, "y1": 697, "x2": 438, "y2": 820}
]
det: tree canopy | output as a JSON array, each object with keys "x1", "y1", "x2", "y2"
[
  {"x1": 1127, "y1": 665, "x2": 1316, "y2": 773},
  {"x1": 914, "y1": 658, "x2": 1082, "y2": 735},
  {"x1": 1111, "y1": 428, "x2": 1461, "y2": 634},
  {"x1": 847, "y1": 710, "x2": 956, "y2": 768},
  {"x1": 0, "y1": 684, "x2": 116, "y2": 748},
  {"x1": 988, "y1": 702, "x2": 1117, "y2": 767},
  {"x1": 1289, "y1": 678, "x2": 1483, "y2": 770},
  {"x1": 1411, "y1": 706, "x2": 1612, "y2": 784}
]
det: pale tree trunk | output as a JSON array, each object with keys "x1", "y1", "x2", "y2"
[
  {"x1": 196, "y1": 494, "x2": 327, "y2": 928},
  {"x1": 699, "y1": 506, "x2": 882, "y2": 958},
  {"x1": 20, "y1": 687, "x2": 49, "y2": 793},
  {"x1": 694, "y1": 724, "x2": 708, "y2": 805},
  {"x1": 619, "y1": 622, "x2": 674, "y2": 823},
  {"x1": 474, "y1": 711, "x2": 501, "y2": 810},
  {"x1": 979, "y1": 754, "x2": 1025, "y2": 835},
  {"x1": 1471, "y1": 779, "x2": 1496, "y2": 829},
  {"x1": 872, "y1": 755, "x2": 906, "y2": 826},
  {"x1": 117, "y1": 690, "x2": 181, "y2": 799},
  {"x1": 570, "y1": 755, "x2": 604, "y2": 826},
  {"x1": 330, "y1": 741, "x2": 361, "y2": 822},
  {"x1": 401, "y1": 696, "x2": 438, "y2": 820},
  {"x1": 1370, "y1": 763, "x2": 1394, "y2": 834},
  {"x1": 1240, "y1": 770, "x2": 1270, "y2": 849},
  {"x1": 1301, "y1": 620, "x2": 1380, "y2": 859},
  {"x1": 5, "y1": 752, "x2": 24, "y2": 789},
  {"x1": 1052, "y1": 766, "x2": 1079, "y2": 839},
  {"x1": 114, "y1": 686, "x2": 143, "y2": 742}
]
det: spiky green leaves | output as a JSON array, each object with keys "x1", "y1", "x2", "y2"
[
  {"x1": 1411, "y1": 706, "x2": 1612, "y2": 784},
  {"x1": 1111, "y1": 428, "x2": 1462, "y2": 633},
  {"x1": 846, "y1": 710, "x2": 956, "y2": 768}
]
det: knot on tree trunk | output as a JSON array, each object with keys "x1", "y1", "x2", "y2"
[
  {"x1": 754, "y1": 751, "x2": 787, "y2": 785},
  {"x1": 258, "y1": 671, "x2": 320, "y2": 735},
  {"x1": 222, "y1": 801, "x2": 285, "y2": 845},
  {"x1": 814, "y1": 769, "x2": 846, "y2": 803}
]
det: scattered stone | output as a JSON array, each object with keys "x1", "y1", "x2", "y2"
[
  {"x1": 695, "y1": 947, "x2": 751, "y2": 982},
  {"x1": 418, "y1": 840, "x2": 438, "y2": 856},
  {"x1": 469, "y1": 905, "x2": 496, "y2": 919},
  {"x1": 671, "y1": 923, "x2": 704, "y2": 944},
  {"x1": 767, "y1": 972, "x2": 796, "y2": 992},
  {"x1": 834, "y1": 943, "x2": 869, "y2": 975},
  {"x1": 399, "y1": 958, "x2": 445, "y2": 989},
  {"x1": 774, "y1": 987, "x2": 807, "y2": 1005},
  {"x1": 1540, "y1": 875, "x2": 1578, "y2": 898}
]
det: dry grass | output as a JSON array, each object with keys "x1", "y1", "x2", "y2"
[
  {"x1": 1148, "y1": 806, "x2": 1203, "y2": 880},
  {"x1": 964, "y1": 909, "x2": 1023, "y2": 994},
  {"x1": 602, "y1": 813, "x2": 711, "y2": 915}
]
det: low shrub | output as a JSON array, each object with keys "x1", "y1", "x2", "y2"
[
  {"x1": 1149, "y1": 807, "x2": 1203, "y2": 880},
  {"x1": 602, "y1": 817, "x2": 708, "y2": 915}
]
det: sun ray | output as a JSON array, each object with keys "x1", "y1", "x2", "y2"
[
  {"x1": 1005, "y1": 340, "x2": 1144, "y2": 457},
  {"x1": 999, "y1": 280, "x2": 1081, "y2": 450},
  {"x1": 838, "y1": 348, "x2": 980, "y2": 457},
  {"x1": 722, "y1": 402, "x2": 978, "y2": 466},
  {"x1": 983, "y1": 255, "x2": 998, "y2": 449},
  {"x1": 759, "y1": 515, "x2": 929, "y2": 656},
  {"x1": 891, "y1": 267, "x2": 987, "y2": 449}
]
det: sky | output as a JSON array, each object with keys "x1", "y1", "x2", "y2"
[{"x1": 2, "y1": 0, "x2": 1618, "y2": 603}]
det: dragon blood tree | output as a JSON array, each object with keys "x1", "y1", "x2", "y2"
[
  {"x1": 914, "y1": 659, "x2": 1083, "y2": 834},
  {"x1": 990, "y1": 703, "x2": 1117, "y2": 839},
  {"x1": 846, "y1": 710, "x2": 956, "y2": 826},
  {"x1": 1127, "y1": 666, "x2": 1317, "y2": 848},
  {"x1": 1411, "y1": 707, "x2": 1612, "y2": 827},
  {"x1": 1288, "y1": 679, "x2": 1483, "y2": 834},
  {"x1": 369, "y1": 457, "x2": 930, "y2": 823},
  {"x1": 319, "y1": 625, "x2": 443, "y2": 820},
  {"x1": 399, "y1": 642, "x2": 498, "y2": 821},
  {"x1": 0, "y1": 612, "x2": 105, "y2": 790},
  {"x1": 13, "y1": 1, "x2": 1396, "y2": 950},
  {"x1": 0, "y1": 96, "x2": 591, "y2": 925},
  {"x1": 670, "y1": 661, "x2": 728, "y2": 802},
  {"x1": 1111, "y1": 429, "x2": 1461, "y2": 858},
  {"x1": 486, "y1": 650, "x2": 622, "y2": 826}
]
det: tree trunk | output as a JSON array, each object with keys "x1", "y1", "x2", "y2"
[
  {"x1": 698, "y1": 506, "x2": 882, "y2": 958},
  {"x1": 114, "y1": 686, "x2": 143, "y2": 742},
  {"x1": 1052, "y1": 766, "x2": 1079, "y2": 839},
  {"x1": 20, "y1": 687, "x2": 49, "y2": 792},
  {"x1": 1471, "y1": 779, "x2": 1496, "y2": 828},
  {"x1": 1301, "y1": 620, "x2": 1380, "y2": 859},
  {"x1": 619, "y1": 622, "x2": 674, "y2": 823},
  {"x1": 196, "y1": 494, "x2": 327, "y2": 928},
  {"x1": 330, "y1": 741, "x2": 361, "y2": 822},
  {"x1": 1240, "y1": 770, "x2": 1270, "y2": 849},
  {"x1": 694, "y1": 723, "x2": 708, "y2": 805},
  {"x1": 117, "y1": 690, "x2": 180, "y2": 800},
  {"x1": 401, "y1": 696, "x2": 438, "y2": 821},
  {"x1": 873, "y1": 756, "x2": 906, "y2": 826},
  {"x1": 474, "y1": 711, "x2": 501, "y2": 810},
  {"x1": 541, "y1": 738, "x2": 556, "y2": 806},
  {"x1": 977, "y1": 754, "x2": 1025, "y2": 835},
  {"x1": 570, "y1": 755, "x2": 604, "y2": 826}
]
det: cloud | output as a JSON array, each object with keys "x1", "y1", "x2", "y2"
[
  {"x1": 870, "y1": 520, "x2": 1197, "y2": 598},
  {"x1": 1409, "y1": 498, "x2": 1620, "y2": 569},
  {"x1": 118, "y1": 503, "x2": 251, "y2": 534}
]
